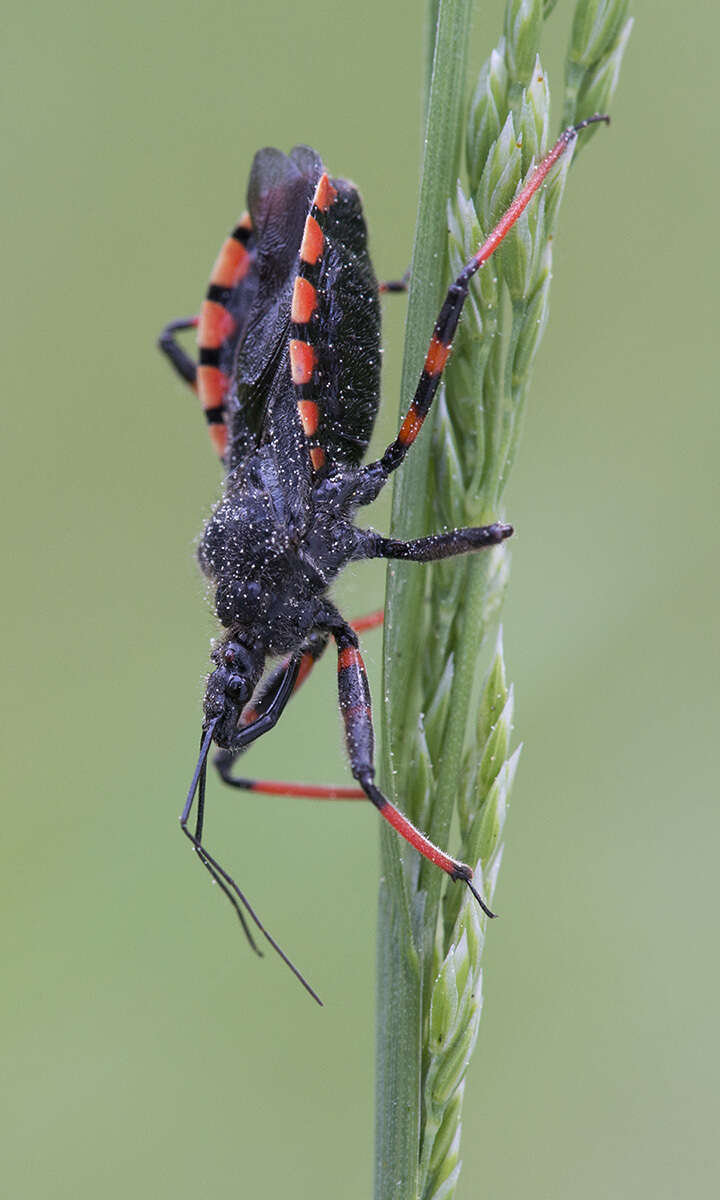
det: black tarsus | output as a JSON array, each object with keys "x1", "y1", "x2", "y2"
[
  {"x1": 464, "y1": 877, "x2": 498, "y2": 920},
  {"x1": 379, "y1": 268, "x2": 410, "y2": 294},
  {"x1": 573, "y1": 113, "x2": 611, "y2": 133}
]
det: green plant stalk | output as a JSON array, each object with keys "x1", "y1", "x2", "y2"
[
  {"x1": 375, "y1": 4, "x2": 473, "y2": 1199},
  {"x1": 374, "y1": 4, "x2": 632, "y2": 1198}
]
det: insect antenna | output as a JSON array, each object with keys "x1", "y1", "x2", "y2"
[
  {"x1": 180, "y1": 721, "x2": 323, "y2": 1006},
  {"x1": 181, "y1": 723, "x2": 261, "y2": 954}
]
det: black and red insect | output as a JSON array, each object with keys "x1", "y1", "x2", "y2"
[{"x1": 159, "y1": 119, "x2": 607, "y2": 1002}]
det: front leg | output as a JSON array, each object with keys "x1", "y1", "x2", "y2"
[
  {"x1": 218, "y1": 654, "x2": 301, "y2": 753},
  {"x1": 215, "y1": 630, "x2": 329, "y2": 785},
  {"x1": 324, "y1": 610, "x2": 496, "y2": 917},
  {"x1": 216, "y1": 611, "x2": 383, "y2": 794}
]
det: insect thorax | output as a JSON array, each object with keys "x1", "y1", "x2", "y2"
[{"x1": 198, "y1": 455, "x2": 363, "y2": 654}]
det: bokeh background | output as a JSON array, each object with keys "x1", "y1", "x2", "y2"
[{"x1": 2, "y1": 1, "x2": 717, "y2": 1196}]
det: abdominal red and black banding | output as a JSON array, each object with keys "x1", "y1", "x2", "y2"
[
  {"x1": 289, "y1": 172, "x2": 338, "y2": 474},
  {"x1": 196, "y1": 212, "x2": 253, "y2": 459}
]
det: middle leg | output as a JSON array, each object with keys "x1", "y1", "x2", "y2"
[{"x1": 362, "y1": 523, "x2": 513, "y2": 563}]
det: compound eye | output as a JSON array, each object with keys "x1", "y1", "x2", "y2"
[
  {"x1": 226, "y1": 673, "x2": 246, "y2": 696},
  {"x1": 221, "y1": 641, "x2": 254, "y2": 677}
]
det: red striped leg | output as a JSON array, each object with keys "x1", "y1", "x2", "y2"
[
  {"x1": 289, "y1": 172, "x2": 339, "y2": 475},
  {"x1": 379, "y1": 269, "x2": 410, "y2": 295},
  {"x1": 157, "y1": 315, "x2": 199, "y2": 388},
  {"x1": 196, "y1": 212, "x2": 253, "y2": 461},
  {"x1": 350, "y1": 608, "x2": 384, "y2": 634},
  {"x1": 215, "y1": 611, "x2": 383, "y2": 797},
  {"x1": 377, "y1": 116, "x2": 609, "y2": 477},
  {"x1": 225, "y1": 779, "x2": 365, "y2": 799},
  {"x1": 333, "y1": 625, "x2": 495, "y2": 914}
]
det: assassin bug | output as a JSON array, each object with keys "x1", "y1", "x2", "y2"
[{"x1": 159, "y1": 117, "x2": 608, "y2": 1003}]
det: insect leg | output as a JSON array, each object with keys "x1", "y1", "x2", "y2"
[
  {"x1": 157, "y1": 316, "x2": 199, "y2": 387},
  {"x1": 219, "y1": 777, "x2": 366, "y2": 800},
  {"x1": 216, "y1": 611, "x2": 384, "y2": 796},
  {"x1": 364, "y1": 524, "x2": 513, "y2": 562},
  {"x1": 378, "y1": 269, "x2": 410, "y2": 295},
  {"x1": 329, "y1": 617, "x2": 496, "y2": 917},
  {"x1": 215, "y1": 632, "x2": 330, "y2": 785},
  {"x1": 360, "y1": 117, "x2": 609, "y2": 496},
  {"x1": 223, "y1": 654, "x2": 302, "y2": 753},
  {"x1": 350, "y1": 609, "x2": 384, "y2": 634}
]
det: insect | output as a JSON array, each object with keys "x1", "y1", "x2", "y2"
[{"x1": 159, "y1": 117, "x2": 608, "y2": 1002}]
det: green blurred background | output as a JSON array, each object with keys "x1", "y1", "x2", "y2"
[{"x1": 2, "y1": 1, "x2": 717, "y2": 1196}]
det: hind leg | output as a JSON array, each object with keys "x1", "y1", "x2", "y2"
[{"x1": 157, "y1": 316, "x2": 198, "y2": 387}]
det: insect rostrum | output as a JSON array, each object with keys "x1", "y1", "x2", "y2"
[{"x1": 159, "y1": 119, "x2": 607, "y2": 1001}]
